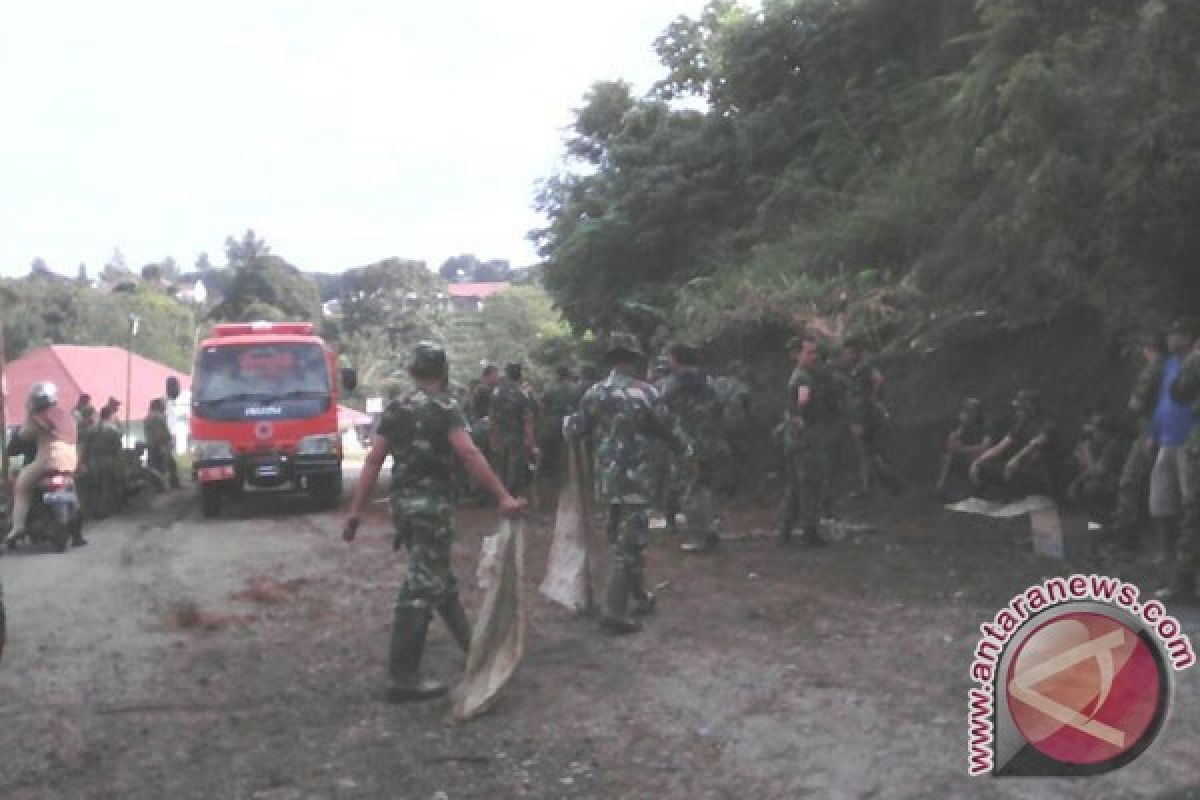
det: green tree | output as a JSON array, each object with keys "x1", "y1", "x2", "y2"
[
  {"x1": 209, "y1": 254, "x2": 320, "y2": 323},
  {"x1": 224, "y1": 229, "x2": 271, "y2": 269}
]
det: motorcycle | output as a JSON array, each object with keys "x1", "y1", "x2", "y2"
[
  {"x1": 5, "y1": 430, "x2": 84, "y2": 553},
  {"x1": 7, "y1": 470, "x2": 84, "y2": 553}
]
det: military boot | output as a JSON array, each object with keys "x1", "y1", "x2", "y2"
[
  {"x1": 803, "y1": 524, "x2": 830, "y2": 547},
  {"x1": 629, "y1": 572, "x2": 657, "y2": 617},
  {"x1": 680, "y1": 531, "x2": 719, "y2": 554},
  {"x1": 385, "y1": 605, "x2": 448, "y2": 702},
  {"x1": 1166, "y1": 563, "x2": 1199, "y2": 605},
  {"x1": 600, "y1": 565, "x2": 642, "y2": 635},
  {"x1": 1154, "y1": 519, "x2": 1179, "y2": 568},
  {"x1": 437, "y1": 594, "x2": 472, "y2": 653}
]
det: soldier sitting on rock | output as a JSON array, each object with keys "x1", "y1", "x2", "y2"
[{"x1": 970, "y1": 389, "x2": 1057, "y2": 499}]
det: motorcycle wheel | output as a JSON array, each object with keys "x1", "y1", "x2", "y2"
[{"x1": 48, "y1": 517, "x2": 70, "y2": 553}]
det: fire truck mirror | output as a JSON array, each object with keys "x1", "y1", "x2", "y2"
[
  {"x1": 165, "y1": 376, "x2": 181, "y2": 400},
  {"x1": 341, "y1": 368, "x2": 358, "y2": 392}
]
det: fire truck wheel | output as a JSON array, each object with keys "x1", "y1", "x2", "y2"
[
  {"x1": 309, "y1": 473, "x2": 343, "y2": 511},
  {"x1": 200, "y1": 485, "x2": 223, "y2": 519}
]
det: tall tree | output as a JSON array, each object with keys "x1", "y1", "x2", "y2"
[{"x1": 224, "y1": 229, "x2": 271, "y2": 269}]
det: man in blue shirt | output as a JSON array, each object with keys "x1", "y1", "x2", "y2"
[{"x1": 1149, "y1": 320, "x2": 1197, "y2": 584}]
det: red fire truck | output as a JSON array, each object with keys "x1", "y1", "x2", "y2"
[{"x1": 187, "y1": 321, "x2": 356, "y2": 518}]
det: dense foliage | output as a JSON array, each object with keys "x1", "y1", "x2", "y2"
[
  {"x1": 535, "y1": 0, "x2": 1200, "y2": 339},
  {"x1": 1, "y1": 275, "x2": 198, "y2": 371}
]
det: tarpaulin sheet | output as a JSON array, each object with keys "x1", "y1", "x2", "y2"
[
  {"x1": 454, "y1": 518, "x2": 526, "y2": 721},
  {"x1": 539, "y1": 440, "x2": 594, "y2": 612}
]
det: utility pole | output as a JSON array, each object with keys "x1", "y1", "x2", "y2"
[{"x1": 126, "y1": 315, "x2": 139, "y2": 446}]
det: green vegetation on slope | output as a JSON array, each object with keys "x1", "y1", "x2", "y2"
[{"x1": 535, "y1": 0, "x2": 1200, "y2": 340}]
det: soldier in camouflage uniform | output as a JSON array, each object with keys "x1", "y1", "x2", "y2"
[
  {"x1": 659, "y1": 343, "x2": 725, "y2": 554},
  {"x1": 488, "y1": 363, "x2": 539, "y2": 498},
  {"x1": 566, "y1": 333, "x2": 692, "y2": 634},
  {"x1": 645, "y1": 356, "x2": 681, "y2": 532},
  {"x1": 144, "y1": 398, "x2": 181, "y2": 490},
  {"x1": 971, "y1": 389, "x2": 1058, "y2": 498},
  {"x1": 83, "y1": 405, "x2": 125, "y2": 519},
  {"x1": 713, "y1": 362, "x2": 752, "y2": 496},
  {"x1": 343, "y1": 342, "x2": 525, "y2": 702},
  {"x1": 778, "y1": 335, "x2": 844, "y2": 545},
  {"x1": 839, "y1": 335, "x2": 900, "y2": 494},
  {"x1": 536, "y1": 366, "x2": 578, "y2": 493},
  {"x1": 1104, "y1": 331, "x2": 1166, "y2": 557}
]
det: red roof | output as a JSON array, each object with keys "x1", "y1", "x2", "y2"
[
  {"x1": 447, "y1": 282, "x2": 510, "y2": 299},
  {"x1": 3, "y1": 345, "x2": 191, "y2": 425}
]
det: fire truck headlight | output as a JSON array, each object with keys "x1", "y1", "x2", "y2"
[
  {"x1": 297, "y1": 434, "x2": 339, "y2": 456},
  {"x1": 192, "y1": 440, "x2": 234, "y2": 461}
]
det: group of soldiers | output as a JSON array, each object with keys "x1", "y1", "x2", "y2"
[
  {"x1": 341, "y1": 329, "x2": 904, "y2": 702},
  {"x1": 936, "y1": 318, "x2": 1200, "y2": 602},
  {"x1": 69, "y1": 393, "x2": 181, "y2": 521}
]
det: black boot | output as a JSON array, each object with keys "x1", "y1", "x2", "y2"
[
  {"x1": 600, "y1": 564, "x2": 641, "y2": 635},
  {"x1": 1155, "y1": 519, "x2": 1179, "y2": 568},
  {"x1": 680, "y1": 531, "x2": 718, "y2": 554},
  {"x1": 385, "y1": 605, "x2": 448, "y2": 702},
  {"x1": 629, "y1": 572, "x2": 656, "y2": 617},
  {"x1": 803, "y1": 524, "x2": 829, "y2": 547},
  {"x1": 437, "y1": 594, "x2": 472, "y2": 653}
]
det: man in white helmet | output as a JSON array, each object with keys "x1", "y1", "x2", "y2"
[{"x1": 6, "y1": 382, "x2": 81, "y2": 546}]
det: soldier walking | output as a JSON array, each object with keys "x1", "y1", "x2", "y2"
[
  {"x1": 536, "y1": 366, "x2": 578, "y2": 496},
  {"x1": 566, "y1": 333, "x2": 691, "y2": 634},
  {"x1": 342, "y1": 342, "x2": 525, "y2": 702},
  {"x1": 778, "y1": 335, "x2": 844, "y2": 546},
  {"x1": 488, "y1": 363, "x2": 539, "y2": 498},
  {"x1": 659, "y1": 343, "x2": 725, "y2": 554}
]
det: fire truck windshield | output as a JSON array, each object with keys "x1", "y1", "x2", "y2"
[{"x1": 193, "y1": 342, "x2": 331, "y2": 421}]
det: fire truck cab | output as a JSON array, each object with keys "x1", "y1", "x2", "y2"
[{"x1": 188, "y1": 321, "x2": 356, "y2": 518}]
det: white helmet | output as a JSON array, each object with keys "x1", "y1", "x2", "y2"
[{"x1": 29, "y1": 381, "x2": 58, "y2": 412}]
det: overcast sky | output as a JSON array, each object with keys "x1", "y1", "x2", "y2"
[{"x1": 0, "y1": 0, "x2": 712, "y2": 277}]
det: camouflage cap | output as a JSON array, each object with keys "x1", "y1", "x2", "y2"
[{"x1": 408, "y1": 341, "x2": 448, "y2": 376}]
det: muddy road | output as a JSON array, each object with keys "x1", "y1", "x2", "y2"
[{"x1": 0, "y1": 474, "x2": 1198, "y2": 800}]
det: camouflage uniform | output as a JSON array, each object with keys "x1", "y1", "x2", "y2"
[
  {"x1": 646, "y1": 361, "x2": 681, "y2": 526},
  {"x1": 973, "y1": 396, "x2": 1057, "y2": 498},
  {"x1": 83, "y1": 419, "x2": 125, "y2": 518},
  {"x1": 570, "y1": 364, "x2": 690, "y2": 629},
  {"x1": 1109, "y1": 356, "x2": 1164, "y2": 548},
  {"x1": 488, "y1": 377, "x2": 535, "y2": 497},
  {"x1": 537, "y1": 377, "x2": 578, "y2": 488},
  {"x1": 842, "y1": 356, "x2": 898, "y2": 493},
  {"x1": 712, "y1": 372, "x2": 752, "y2": 495},
  {"x1": 1170, "y1": 347, "x2": 1200, "y2": 597},
  {"x1": 144, "y1": 407, "x2": 180, "y2": 490},
  {"x1": 779, "y1": 361, "x2": 844, "y2": 543},
  {"x1": 376, "y1": 387, "x2": 469, "y2": 612},
  {"x1": 659, "y1": 366, "x2": 725, "y2": 551}
]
